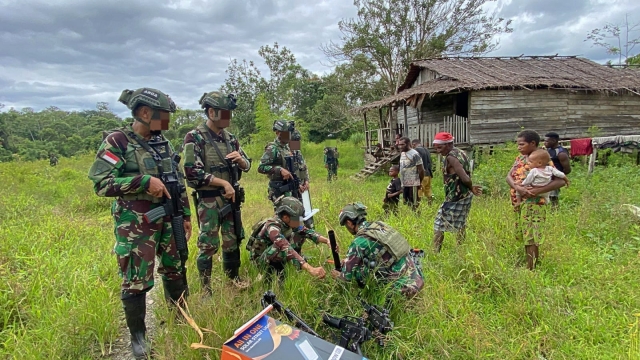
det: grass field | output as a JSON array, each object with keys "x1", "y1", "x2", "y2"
[{"x1": 1, "y1": 140, "x2": 639, "y2": 359}]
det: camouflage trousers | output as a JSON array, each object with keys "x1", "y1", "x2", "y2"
[
  {"x1": 250, "y1": 238, "x2": 302, "y2": 270},
  {"x1": 196, "y1": 196, "x2": 242, "y2": 262},
  {"x1": 327, "y1": 163, "x2": 338, "y2": 181},
  {"x1": 112, "y1": 199, "x2": 182, "y2": 296}
]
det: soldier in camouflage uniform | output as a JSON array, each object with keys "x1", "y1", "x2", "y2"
[
  {"x1": 324, "y1": 146, "x2": 339, "y2": 182},
  {"x1": 289, "y1": 129, "x2": 315, "y2": 231},
  {"x1": 88, "y1": 88, "x2": 191, "y2": 359},
  {"x1": 258, "y1": 120, "x2": 308, "y2": 204},
  {"x1": 247, "y1": 197, "x2": 328, "y2": 280},
  {"x1": 331, "y1": 203, "x2": 424, "y2": 298},
  {"x1": 182, "y1": 91, "x2": 251, "y2": 293}
]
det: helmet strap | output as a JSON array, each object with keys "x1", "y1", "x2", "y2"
[{"x1": 134, "y1": 116, "x2": 151, "y2": 128}]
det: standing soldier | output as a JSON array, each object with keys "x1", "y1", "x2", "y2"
[
  {"x1": 88, "y1": 88, "x2": 192, "y2": 359},
  {"x1": 323, "y1": 136, "x2": 339, "y2": 182},
  {"x1": 258, "y1": 120, "x2": 304, "y2": 204},
  {"x1": 182, "y1": 91, "x2": 251, "y2": 294},
  {"x1": 49, "y1": 153, "x2": 58, "y2": 166}
]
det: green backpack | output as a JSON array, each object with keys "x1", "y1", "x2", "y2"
[{"x1": 356, "y1": 221, "x2": 411, "y2": 263}]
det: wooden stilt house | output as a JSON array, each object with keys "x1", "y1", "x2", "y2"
[{"x1": 353, "y1": 55, "x2": 640, "y2": 178}]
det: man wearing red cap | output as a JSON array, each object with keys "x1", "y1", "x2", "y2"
[{"x1": 432, "y1": 132, "x2": 482, "y2": 252}]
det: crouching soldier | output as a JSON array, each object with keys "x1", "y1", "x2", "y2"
[
  {"x1": 331, "y1": 202, "x2": 424, "y2": 298},
  {"x1": 246, "y1": 197, "x2": 329, "y2": 281}
]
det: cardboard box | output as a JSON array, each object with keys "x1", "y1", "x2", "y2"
[{"x1": 221, "y1": 305, "x2": 367, "y2": 360}]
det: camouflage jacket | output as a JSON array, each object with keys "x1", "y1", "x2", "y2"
[
  {"x1": 182, "y1": 124, "x2": 251, "y2": 189},
  {"x1": 337, "y1": 221, "x2": 422, "y2": 292},
  {"x1": 87, "y1": 124, "x2": 191, "y2": 217},
  {"x1": 258, "y1": 139, "x2": 292, "y2": 181},
  {"x1": 250, "y1": 217, "x2": 321, "y2": 269}
]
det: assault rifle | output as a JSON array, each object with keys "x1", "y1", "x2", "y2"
[
  {"x1": 322, "y1": 299, "x2": 394, "y2": 355},
  {"x1": 141, "y1": 138, "x2": 189, "y2": 290},
  {"x1": 261, "y1": 291, "x2": 319, "y2": 337},
  {"x1": 276, "y1": 155, "x2": 301, "y2": 199},
  {"x1": 328, "y1": 230, "x2": 341, "y2": 271},
  {"x1": 142, "y1": 143, "x2": 187, "y2": 253},
  {"x1": 218, "y1": 158, "x2": 245, "y2": 242},
  {"x1": 260, "y1": 291, "x2": 393, "y2": 356}
]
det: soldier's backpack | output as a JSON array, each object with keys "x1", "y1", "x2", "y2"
[
  {"x1": 246, "y1": 218, "x2": 268, "y2": 251},
  {"x1": 356, "y1": 221, "x2": 411, "y2": 263},
  {"x1": 325, "y1": 147, "x2": 338, "y2": 162}
]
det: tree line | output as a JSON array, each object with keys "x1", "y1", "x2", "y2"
[{"x1": 3, "y1": 0, "x2": 636, "y2": 163}]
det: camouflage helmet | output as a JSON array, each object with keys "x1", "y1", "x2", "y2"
[
  {"x1": 273, "y1": 120, "x2": 295, "y2": 132},
  {"x1": 275, "y1": 196, "x2": 305, "y2": 219},
  {"x1": 118, "y1": 88, "x2": 176, "y2": 115},
  {"x1": 339, "y1": 202, "x2": 368, "y2": 226},
  {"x1": 199, "y1": 91, "x2": 237, "y2": 110},
  {"x1": 291, "y1": 129, "x2": 302, "y2": 141}
]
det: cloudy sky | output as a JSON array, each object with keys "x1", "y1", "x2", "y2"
[{"x1": 1, "y1": 0, "x2": 639, "y2": 116}]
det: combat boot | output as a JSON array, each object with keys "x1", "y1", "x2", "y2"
[
  {"x1": 162, "y1": 277, "x2": 187, "y2": 310},
  {"x1": 197, "y1": 258, "x2": 213, "y2": 296},
  {"x1": 222, "y1": 249, "x2": 249, "y2": 289},
  {"x1": 122, "y1": 293, "x2": 150, "y2": 359}
]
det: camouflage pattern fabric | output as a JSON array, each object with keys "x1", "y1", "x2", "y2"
[
  {"x1": 442, "y1": 147, "x2": 471, "y2": 202},
  {"x1": 88, "y1": 124, "x2": 191, "y2": 295},
  {"x1": 324, "y1": 148, "x2": 339, "y2": 181},
  {"x1": 182, "y1": 124, "x2": 251, "y2": 261},
  {"x1": 182, "y1": 125, "x2": 250, "y2": 189},
  {"x1": 337, "y1": 221, "x2": 424, "y2": 298},
  {"x1": 196, "y1": 196, "x2": 243, "y2": 261},
  {"x1": 293, "y1": 150, "x2": 310, "y2": 184},
  {"x1": 258, "y1": 139, "x2": 293, "y2": 203},
  {"x1": 248, "y1": 217, "x2": 320, "y2": 269},
  {"x1": 112, "y1": 199, "x2": 182, "y2": 293}
]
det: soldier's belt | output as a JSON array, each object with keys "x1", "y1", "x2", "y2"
[{"x1": 197, "y1": 189, "x2": 224, "y2": 198}]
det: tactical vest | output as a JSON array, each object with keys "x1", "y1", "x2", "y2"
[
  {"x1": 110, "y1": 129, "x2": 172, "y2": 203},
  {"x1": 246, "y1": 217, "x2": 292, "y2": 257},
  {"x1": 356, "y1": 221, "x2": 411, "y2": 266},
  {"x1": 267, "y1": 142, "x2": 290, "y2": 181},
  {"x1": 195, "y1": 124, "x2": 233, "y2": 190},
  {"x1": 325, "y1": 147, "x2": 338, "y2": 164}
]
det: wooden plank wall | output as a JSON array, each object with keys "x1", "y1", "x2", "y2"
[
  {"x1": 469, "y1": 89, "x2": 640, "y2": 144},
  {"x1": 398, "y1": 95, "x2": 455, "y2": 127}
]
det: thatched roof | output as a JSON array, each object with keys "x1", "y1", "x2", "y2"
[{"x1": 355, "y1": 56, "x2": 640, "y2": 113}]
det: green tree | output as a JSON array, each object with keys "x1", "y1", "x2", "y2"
[{"x1": 321, "y1": 0, "x2": 513, "y2": 96}]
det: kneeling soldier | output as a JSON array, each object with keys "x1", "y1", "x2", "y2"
[
  {"x1": 331, "y1": 202, "x2": 424, "y2": 298},
  {"x1": 247, "y1": 197, "x2": 329, "y2": 280}
]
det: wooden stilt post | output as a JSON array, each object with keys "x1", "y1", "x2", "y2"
[
  {"x1": 588, "y1": 147, "x2": 597, "y2": 175},
  {"x1": 363, "y1": 112, "x2": 369, "y2": 150}
]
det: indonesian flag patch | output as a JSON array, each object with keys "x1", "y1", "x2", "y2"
[{"x1": 101, "y1": 150, "x2": 120, "y2": 165}]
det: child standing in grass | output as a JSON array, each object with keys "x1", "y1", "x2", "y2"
[
  {"x1": 383, "y1": 165, "x2": 402, "y2": 215},
  {"x1": 506, "y1": 130, "x2": 566, "y2": 270}
]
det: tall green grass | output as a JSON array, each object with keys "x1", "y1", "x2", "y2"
[{"x1": 0, "y1": 141, "x2": 639, "y2": 359}]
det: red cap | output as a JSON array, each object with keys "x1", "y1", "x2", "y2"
[{"x1": 433, "y1": 132, "x2": 454, "y2": 144}]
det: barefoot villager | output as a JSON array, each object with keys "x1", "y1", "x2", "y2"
[
  {"x1": 88, "y1": 88, "x2": 192, "y2": 359},
  {"x1": 397, "y1": 137, "x2": 425, "y2": 210},
  {"x1": 507, "y1": 130, "x2": 567, "y2": 270},
  {"x1": 331, "y1": 203, "x2": 424, "y2": 298},
  {"x1": 412, "y1": 139, "x2": 433, "y2": 205},
  {"x1": 182, "y1": 91, "x2": 251, "y2": 293},
  {"x1": 432, "y1": 132, "x2": 482, "y2": 252}
]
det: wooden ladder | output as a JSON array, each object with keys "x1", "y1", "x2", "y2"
[{"x1": 352, "y1": 153, "x2": 400, "y2": 180}]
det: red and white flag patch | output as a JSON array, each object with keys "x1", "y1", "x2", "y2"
[{"x1": 101, "y1": 150, "x2": 120, "y2": 165}]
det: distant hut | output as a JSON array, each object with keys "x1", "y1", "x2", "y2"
[{"x1": 352, "y1": 55, "x2": 640, "y2": 179}]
